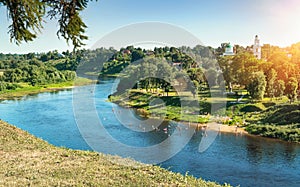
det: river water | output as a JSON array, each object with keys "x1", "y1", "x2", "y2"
[{"x1": 0, "y1": 79, "x2": 299, "y2": 187}]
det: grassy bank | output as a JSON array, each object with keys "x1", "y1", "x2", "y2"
[
  {"x1": 0, "y1": 77, "x2": 94, "y2": 101},
  {"x1": 109, "y1": 90, "x2": 211, "y2": 123},
  {"x1": 243, "y1": 104, "x2": 300, "y2": 142},
  {"x1": 110, "y1": 89, "x2": 300, "y2": 143},
  {"x1": 0, "y1": 121, "x2": 227, "y2": 186}
]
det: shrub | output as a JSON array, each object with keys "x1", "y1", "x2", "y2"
[{"x1": 245, "y1": 124, "x2": 300, "y2": 142}]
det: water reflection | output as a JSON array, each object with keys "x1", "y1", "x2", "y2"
[
  {"x1": 284, "y1": 144, "x2": 297, "y2": 162},
  {"x1": 246, "y1": 137, "x2": 263, "y2": 164}
]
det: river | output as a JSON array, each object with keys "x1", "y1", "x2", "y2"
[{"x1": 0, "y1": 79, "x2": 299, "y2": 187}]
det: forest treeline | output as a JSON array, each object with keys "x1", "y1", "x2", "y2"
[
  {"x1": 100, "y1": 44, "x2": 300, "y2": 102},
  {"x1": 1, "y1": 42, "x2": 300, "y2": 102},
  {"x1": 0, "y1": 51, "x2": 76, "y2": 91}
]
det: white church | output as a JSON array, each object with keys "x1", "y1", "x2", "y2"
[
  {"x1": 222, "y1": 35, "x2": 262, "y2": 59},
  {"x1": 222, "y1": 43, "x2": 235, "y2": 56}
]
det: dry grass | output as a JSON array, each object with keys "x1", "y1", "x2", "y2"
[{"x1": 0, "y1": 121, "x2": 228, "y2": 186}]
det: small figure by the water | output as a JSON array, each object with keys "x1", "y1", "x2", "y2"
[
  {"x1": 201, "y1": 126, "x2": 207, "y2": 137},
  {"x1": 163, "y1": 127, "x2": 168, "y2": 134}
]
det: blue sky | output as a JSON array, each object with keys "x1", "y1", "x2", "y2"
[{"x1": 1, "y1": 0, "x2": 300, "y2": 53}]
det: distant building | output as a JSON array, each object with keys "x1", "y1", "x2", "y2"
[
  {"x1": 253, "y1": 35, "x2": 261, "y2": 59},
  {"x1": 172, "y1": 62, "x2": 182, "y2": 70},
  {"x1": 145, "y1": 50, "x2": 154, "y2": 56},
  {"x1": 122, "y1": 49, "x2": 131, "y2": 55},
  {"x1": 287, "y1": 53, "x2": 293, "y2": 58},
  {"x1": 223, "y1": 43, "x2": 235, "y2": 56}
]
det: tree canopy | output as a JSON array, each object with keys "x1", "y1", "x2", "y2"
[{"x1": 0, "y1": 0, "x2": 96, "y2": 49}]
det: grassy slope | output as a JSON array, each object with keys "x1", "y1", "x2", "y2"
[
  {"x1": 243, "y1": 103, "x2": 300, "y2": 142},
  {"x1": 0, "y1": 121, "x2": 227, "y2": 186}
]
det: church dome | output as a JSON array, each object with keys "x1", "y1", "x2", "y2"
[{"x1": 226, "y1": 43, "x2": 233, "y2": 48}]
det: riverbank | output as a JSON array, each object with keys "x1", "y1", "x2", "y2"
[
  {"x1": 110, "y1": 91, "x2": 248, "y2": 135},
  {"x1": 0, "y1": 120, "x2": 228, "y2": 186},
  {"x1": 109, "y1": 90, "x2": 300, "y2": 143},
  {"x1": 0, "y1": 77, "x2": 95, "y2": 101}
]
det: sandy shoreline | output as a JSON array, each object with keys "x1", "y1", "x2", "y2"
[
  {"x1": 219, "y1": 124, "x2": 247, "y2": 134},
  {"x1": 180, "y1": 121, "x2": 248, "y2": 135}
]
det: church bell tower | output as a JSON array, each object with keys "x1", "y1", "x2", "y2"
[{"x1": 253, "y1": 35, "x2": 261, "y2": 59}]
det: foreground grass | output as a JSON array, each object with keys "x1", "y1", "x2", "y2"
[{"x1": 0, "y1": 121, "x2": 227, "y2": 186}]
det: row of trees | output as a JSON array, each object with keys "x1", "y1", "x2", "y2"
[
  {"x1": 0, "y1": 52, "x2": 77, "y2": 91},
  {"x1": 104, "y1": 46, "x2": 221, "y2": 97},
  {"x1": 218, "y1": 43, "x2": 300, "y2": 101},
  {"x1": 102, "y1": 44, "x2": 300, "y2": 102},
  {"x1": 0, "y1": 47, "x2": 119, "y2": 92},
  {"x1": 116, "y1": 57, "x2": 175, "y2": 95}
]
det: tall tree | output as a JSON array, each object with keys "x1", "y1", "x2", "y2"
[
  {"x1": 231, "y1": 52, "x2": 260, "y2": 87},
  {"x1": 285, "y1": 77, "x2": 298, "y2": 102},
  {"x1": 266, "y1": 68, "x2": 277, "y2": 99},
  {"x1": 247, "y1": 71, "x2": 266, "y2": 101},
  {"x1": 187, "y1": 68, "x2": 204, "y2": 84},
  {"x1": 204, "y1": 68, "x2": 218, "y2": 87},
  {"x1": 267, "y1": 48, "x2": 290, "y2": 82},
  {"x1": 274, "y1": 79, "x2": 285, "y2": 99},
  {"x1": 131, "y1": 49, "x2": 145, "y2": 62},
  {"x1": 218, "y1": 56, "x2": 235, "y2": 91}
]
